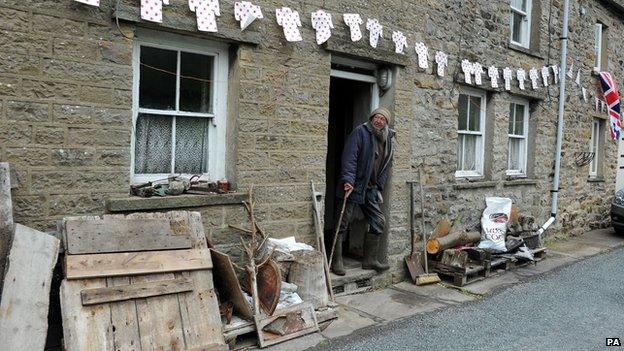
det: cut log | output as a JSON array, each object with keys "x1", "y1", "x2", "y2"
[
  {"x1": 430, "y1": 219, "x2": 451, "y2": 239},
  {"x1": 288, "y1": 250, "x2": 329, "y2": 309},
  {"x1": 426, "y1": 230, "x2": 481, "y2": 254},
  {"x1": 0, "y1": 224, "x2": 60, "y2": 351}
]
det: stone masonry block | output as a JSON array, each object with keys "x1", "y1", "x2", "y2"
[
  {"x1": 54, "y1": 104, "x2": 131, "y2": 126},
  {"x1": 34, "y1": 127, "x2": 65, "y2": 145},
  {"x1": 67, "y1": 127, "x2": 131, "y2": 147},
  {"x1": 96, "y1": 149, "x2": 130, "y2": 167},
  {"x1": 0, "y1": 7, "x2": 30, "y2": 33},
  {"x1": 32, "y1": 14, "x2": 86, "y2": 37},
  {"x1": 51, "y1": 148, "x2": 96, "y2": 167},
  {"x1": 0, "y1": 31, "x2": 51, "y2": 55},
  {"x1": 22, "y1": 79, "x2": 79, "y2": 100},
  {"x1": 47, "y1": 194, "x2": 104, "y2": 216},
  {"x1": 6, "y1": 101, "x2": 49, "y2": 122},
  {"x1": 5, "y1": 147, "x2": 51, "y2": 166}
]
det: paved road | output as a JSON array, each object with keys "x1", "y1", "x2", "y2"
[{"x1": 313, "y1": 248, "x2": 624, "y2": 351}]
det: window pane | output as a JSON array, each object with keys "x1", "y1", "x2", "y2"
[
  {"x1": 179, "y1": 52, "x2": 214, "y2": 113},
  {"x1": 508, "y1": 138, "x2": 521, "y2": 171},
  {"x1": 468, "y1": 96, "x2": 481, "y2": 131},
  {"x1": 595, "y1": 24, "x2": 602, "y2": 69},
  {"x1": 458, "y1": 94, "x2": 468, "y2": 130},
  {"x1": 139, "y1": 46, "x2": 177, "y2": 110},
  {"x1": 511, "y1": 0, "x2": 526, "y2": 10},
  {"x1": 458, "y1": 134, "x2": 477, "y2": 171},
  {"x1": 463, "y1": 135, "x2": 477, "y2": 171},
  {"x1": 512, "y1": 13, "x2": 524, "y2": 43},
  {"x1": 135, "y1": 114, "x2": 172, "y2": 174},
  {"x1": 174, "y1": 117, "x2": 210, "y2": 174},
  {"x1": 457, "y1": 134, "x2": 463, "y2": 170},
  {"x1": 508, "y1": 104, "x2": 515, "y2": 134},
  {"x1": 515, "y1": 104, "x2": 525, "y2": 135}
]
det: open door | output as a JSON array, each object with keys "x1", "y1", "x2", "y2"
[{"x1": 324, "y1": 57, "x2": 379, "y2": 268}]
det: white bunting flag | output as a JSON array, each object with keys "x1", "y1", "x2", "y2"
[
  {"x1": 488, "y1": 66, "x2": 499, "y2": 88},
  {"x1": 234, "y1": 1, "x2": 263, "y2": 30},
  {"x1": 75, "y1": 0, "x2": 99, "y2": 6},
  {"x1": 343, "y1": 14, "x2": 363, "y2": 42},
  {"x1": 276, "y1": 7, "x2": 302, "y2": 42},
  {"x1": 311, "y1": 10, "x2": 333, "y2": 45},
  {"x1": 529, "y1": 68, "x2": 539, "y2": 90},
  {"x1": 517, "y1": 69, "x2": 526, "y2": 90},
  {"x1": 415, "y1": 42, "x2": 429, "y2": 69},
  {"x1": 473, "y1": 63, "x2": 484, "y2": 85},
  {"x1": 392, "y1": 31, "x2": 408, "y2": 54},
  {"x1": 541, "y1": 66, "x2": 550, "y2": 87},
  {"x1": 141, "y1": 0, "x2": 169, "y2": 23},
  {"x1": 551, "y1": 65, "x2": 559, "y2": 84},
  {"x1": 461, "y1": 59, "x2": 474, "y2": 84},
  {"x1": 190, "y1": 0, "x2": 220, "y2": 32},
  {"x1": 503, "y1": 67, "x2": 512, "y2": 91},
  {"x1": 582, "y1": 87, "x2": 588, "y2": 102},
  {"x1": 575, "y1": 69, "x2": 581, "y2": 86},
  {"x1": 567, "y1": 62, "x2": 574, "y2": 78},
  {"x1": 435, "y1": 51, "x2": 448, "y2": 77},
  {"x1": 366, "y1": 18, "x2": 383, "y2": 48}
]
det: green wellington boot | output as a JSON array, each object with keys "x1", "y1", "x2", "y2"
[
  {"x1": 330, "y1": 234, "x2": 346, "y2": 276},
  {"x1": 362, "y1": 233, "x2": 390, "y2": 272}
]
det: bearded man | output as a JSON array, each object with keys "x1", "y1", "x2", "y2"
[{"x1": 331, "y1": 107, "x2": 396, "y2": 275}]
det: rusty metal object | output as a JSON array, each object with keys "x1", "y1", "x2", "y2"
[{"x1": 254, "y1": 259, "x2": 281, "y2": 316}]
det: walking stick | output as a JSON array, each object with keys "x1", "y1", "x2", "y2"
[{"x1": 328, "y1": 189, "x2": 351, "y2": 268}]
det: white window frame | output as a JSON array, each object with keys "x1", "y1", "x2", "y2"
[
  {"x1": 507, "y1": 98, "x2": 530, "y2": 177},
  {"x1": 590, "y1": 118, "x2": 602, "y2": 178},
  {"x1": 594, "y1": 23, "x2": 603, "y2": 71},
  {"x1": 510, "y1": 0, "x2": 532, "y2": 48},
  {"x1": 131, "y1": 29, "x2": 229, "y2": 184},
  {"x1": 456, "y1": 88, "x2": 486, "y2": 178}
]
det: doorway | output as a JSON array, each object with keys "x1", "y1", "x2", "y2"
[{"x1": 324, "y1": 57, "x2": 379, "y2": 266}]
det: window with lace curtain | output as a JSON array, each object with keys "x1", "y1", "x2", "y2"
[
  {"x1": 456, "y1": 89, "x2": 486, "y2": 178},
  {"x1": 507, "y1": 99, "x2": 529, "y2": 176},
  {"x1": 132, "y1": 30, "x2": 228, "y2": 183}
]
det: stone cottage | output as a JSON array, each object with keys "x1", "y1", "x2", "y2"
[{"x1": 1, "y1": 0, "x2": 623, "y2": 293}]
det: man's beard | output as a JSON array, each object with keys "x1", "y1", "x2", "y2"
[{"x1": 372, "y1": 124, "x2": 388, "y2": 142}]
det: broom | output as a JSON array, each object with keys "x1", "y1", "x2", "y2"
[{"x1": 415, "y1": 160, "x2": 441, "y2": 286}]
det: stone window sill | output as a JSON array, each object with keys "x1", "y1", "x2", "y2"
[
  {"x1": 588, "y1": 176, "x2": 605, "y2": 183},
  {"x1": 453, "y1": 180, "x2": 497, "y2": 190},
  {"x1": 106, "y1": 192, "x2": 247, "y2": 212},
  {"x1": 508, "y1": 43, "x2": 545, "y2": 59},
  {"x1": 503, "y1": 178, "x2": 538, "y2": 187}
]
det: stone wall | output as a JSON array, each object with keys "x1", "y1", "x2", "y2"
[{"x1": 0, "y1": 0, "x2": 621, "y2": 286}]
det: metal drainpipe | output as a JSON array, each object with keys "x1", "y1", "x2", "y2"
[{"x1": 539, "y1": 0, "x2": 570, "y2": 236}]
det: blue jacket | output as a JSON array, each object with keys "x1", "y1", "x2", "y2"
[{"x1": 337, "y1": 122, "x2": 396, "y2": 204}]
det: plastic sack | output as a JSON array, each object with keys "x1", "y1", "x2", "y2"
[{"x1": 478, "y1": 197, "x2": 512, "y2": 252}]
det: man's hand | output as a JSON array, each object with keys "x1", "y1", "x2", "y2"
[{"x1": 344, "y1": 183, "x2": 354, "y2": 196}]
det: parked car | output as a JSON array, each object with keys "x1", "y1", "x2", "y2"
[{"x1": 611, "y1": 188, "x2": 624, "y2": 234}]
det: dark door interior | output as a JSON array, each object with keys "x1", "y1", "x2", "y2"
[{"x1": 325, "y1": 76, "x2": 372, "y2": 260}]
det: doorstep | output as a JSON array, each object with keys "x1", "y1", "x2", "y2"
[{"x1": 254, "y1": 228, "x2": 624, "y2": 351}]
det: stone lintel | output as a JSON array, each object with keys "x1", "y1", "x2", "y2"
[{"x1": 112, "y1": 4, "x2": 261, "y2": 45}]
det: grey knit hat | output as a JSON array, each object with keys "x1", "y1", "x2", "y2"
[{"x1": 370, "y1": 107, "x2": 392, "y2": 124}]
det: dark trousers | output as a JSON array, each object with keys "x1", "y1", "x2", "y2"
[{"x1": 338, "y1": 186, "x2": 386, "y2": 236}]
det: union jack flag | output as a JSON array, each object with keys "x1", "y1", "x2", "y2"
[{"x1": 598, "y1": 71, "x2": 623, "y2": 141}]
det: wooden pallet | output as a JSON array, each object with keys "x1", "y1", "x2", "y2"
[{"x1": 430, "y1": 248, "x2": 547, "y2": 287}]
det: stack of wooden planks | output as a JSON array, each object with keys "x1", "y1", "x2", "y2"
[{"x1": 59, "y1": 211, "x2": 227, "y2": 351}]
